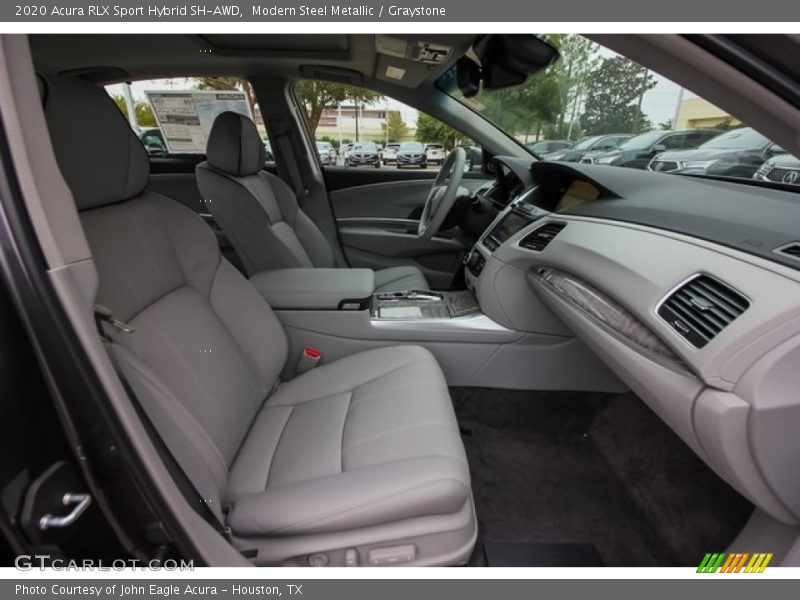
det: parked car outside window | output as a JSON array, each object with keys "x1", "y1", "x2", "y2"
[
  {"x1": 139, "y1": 128, "x2": 167, "y2": 156},
  {"x1": 425, "y1": 143, "x2": 446, "y2": 165},
  {"x1": 754, "y1": 152, "x2": 800, "y2": 186},
  {"x1": 383, "y1": 142, "x2": 401, "y2": 163},
  {"x1": 345, "y1": 141, "x2": 381, "y2": 168},
  {"x1": 542, "y1": 134, "x2": 632, "y2": 162},
  {"x1": 396, "y1": 141, "x2": 427, "y2": 169},
  {"x1": 527, "y1": 140, "x2": 573, "y2": 155},
  {"x1": 587, "y1": 129, "x2": 721, "y2": 169},
  {"x1": 650, "y1": 127, "x2": 784, "y2": 176}
]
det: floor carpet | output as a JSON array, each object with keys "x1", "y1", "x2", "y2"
[{"x1": 451, "y1": 388, "x2": 753, "y2": 567}]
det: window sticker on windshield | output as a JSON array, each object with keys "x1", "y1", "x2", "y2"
[{"x1": 145, "y1": 90, "x2": 252, "y2": 154}]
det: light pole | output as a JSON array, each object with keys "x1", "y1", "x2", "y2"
[
  {"x1": 337, "y1": 103, "x2": 342, "y2": 164},
  {"x1": 672, "y1": 87, "x2": 685, "y2": 130},
  {"x1": 122, "y1": 82, "x2": 140, "y2": 135}
]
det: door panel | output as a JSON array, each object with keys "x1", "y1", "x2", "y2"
[
  {"x1": 337, "y1": 220, "x2": 469, "y2": 290},
  {"x1": 330, "y1": 179, "x2": 435, "y2": 220}
]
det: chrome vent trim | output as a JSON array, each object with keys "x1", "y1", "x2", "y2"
[
  {"x1": 519, "y1": 221, "x2": 566, "y2": 252},
  {"x1": 657, "y1": 274, "x2": 749, "y2": 349}
]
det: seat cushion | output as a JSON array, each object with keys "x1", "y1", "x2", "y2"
[
  {"x1": 226, "y1": 345, "x2": 470, "y2": 537},
  {"x1": 374, "y1": 266, "x2": 429, "y2": 294}
]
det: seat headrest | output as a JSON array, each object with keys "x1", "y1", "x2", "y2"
[
  {"x1": 44, "y1": 76, "x2": 149, "y2": 211},
  {"x1": 206, "y1": 111, "x2": 265, "y2": 177}
]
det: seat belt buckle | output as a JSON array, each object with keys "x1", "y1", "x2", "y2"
[
  {"x1": 296, "y1": 346, "x2": 321, "y2": 374},
  {"x1": 94, "y1": 304, "x2": 135, "y2": 334}
]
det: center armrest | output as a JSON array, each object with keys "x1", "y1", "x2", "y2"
[{"x1": 249, "y1": 268, "x2": 375, "y2": 310}]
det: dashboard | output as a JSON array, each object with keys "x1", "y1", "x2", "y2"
[{"x1": 465, "y1": 156, "x2": 800, "y2": 527}]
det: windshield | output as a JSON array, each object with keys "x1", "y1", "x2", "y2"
[
  {"x1": 400, "y1": 142, "x2": 424, "y2": 152},
  {"x1": 439, "y1": 34, "x2": 790, "y2": 187},
  {"x1": 353, "y1": 142, "x2": 377, "y2": 152},
  {"x1": 700, "y1": 128, "x2": 769, "y2": 150},
  {"x1": 618, "y1": 131, "x2": 665, "y2": 151}
]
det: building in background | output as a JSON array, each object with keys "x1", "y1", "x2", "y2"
[{"x1": 675, "y1": 97, "x2": 742, "y2": 130}]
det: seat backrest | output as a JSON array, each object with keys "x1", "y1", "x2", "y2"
[
  {"x1": 44, "y1": 77, "x2": 289, "y2": 513},
  {"x1": 196, "y1": 112, "x2": 335, "y2": 276}
]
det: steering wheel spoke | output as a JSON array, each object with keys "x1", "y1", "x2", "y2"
[{"x1": 418, "y1": 147, "x2": 467, "y2": 240}]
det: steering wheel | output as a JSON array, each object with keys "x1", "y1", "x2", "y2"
[{"x1": 417, "y1": 147, "x2": 467, "y2": 240}]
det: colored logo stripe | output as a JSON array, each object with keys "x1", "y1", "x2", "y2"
[
  {"x1": 745, "y1": 553, "x2": 773, "y2": 573},
  {"x1": 697, "y1": 552, "x2": 773, "y2": 573}
]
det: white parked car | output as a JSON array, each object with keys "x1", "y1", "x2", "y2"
[
  {"x1": 425, "y1": 143, "x2": 446, "y2": 165},
  {"x1": 383, "y1": 142, "x2": 401, "y2": 163},
  {"x1": 315, "y1": 141, "x2": 332, "y2": 165}
]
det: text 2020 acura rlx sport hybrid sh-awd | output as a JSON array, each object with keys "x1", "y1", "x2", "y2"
[{"x1": 0, "y1": 33, "x2": 800, "y2": 568}]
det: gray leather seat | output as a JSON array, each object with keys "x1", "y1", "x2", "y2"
[
  {"x1": 44, "y1": 76, "x2": 476, "y2": 566},
  {"x1": 196, "y1": 112, "x2": 429, "y2": 293}
]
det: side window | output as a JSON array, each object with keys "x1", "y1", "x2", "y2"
[
  {"x1": 661, "y1": 134, "x2": 686, "y2": 150},
  {"x1": 105, "y1": 77, "x2": 264, "y2": 160},
  {"x1": 611, "y1": 136, "x2": 629, "y2": 148},
  {"x1": 684, "y1": 132, "x2": 706, "y2": 147},
  {"x1": 294, "y1": 80, "x2": 475, "y2": 172},
  {"x1": 592, "y1": 138, "x2": 614, "y2": 151}
]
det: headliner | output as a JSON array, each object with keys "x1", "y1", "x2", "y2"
[{"x1": 28, "y1": 34, "x2": 475, "y2": 90}]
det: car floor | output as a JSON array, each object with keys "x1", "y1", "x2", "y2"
[{"x1": 451, "y1": 388, "x2": 754, "y2": 567}]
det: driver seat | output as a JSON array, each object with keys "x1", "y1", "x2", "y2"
[{"x1": 196, "y1": 112, "x2": 429, "y2": 293}]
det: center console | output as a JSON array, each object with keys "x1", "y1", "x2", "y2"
[
  {"x1": 372, "y1": 289, "x2": 480, "y2": 320},
  {"x1": 246, "y1": 201, "x2": 625, "y2": 394}
]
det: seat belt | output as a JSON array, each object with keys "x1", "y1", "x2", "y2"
[
  {"x1": 93, "y1": 305, "x2": 233, "y2": 543},
  {"x1": 270, "y1": 118, "x2": 308, "y2": 205}
]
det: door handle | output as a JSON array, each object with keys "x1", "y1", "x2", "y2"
[{"x1": 39, "y1": 493, "x2": 92, "y2": 530}]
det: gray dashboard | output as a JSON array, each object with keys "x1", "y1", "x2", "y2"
[
  {"x1": 531, "y1": 161, "x2": 800, "y2": 271},
  {"x1": 465, "y1": 160, "x2": 800, "y2": 527}
]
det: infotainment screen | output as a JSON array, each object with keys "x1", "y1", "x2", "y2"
[{"x1": 485, "y1": 211, "x2": 532, "y2": 248}]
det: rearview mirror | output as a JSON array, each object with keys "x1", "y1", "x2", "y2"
[
  {"x1": 456, "y1": 57, "x2": 481, "y2": 98},
  {"x1": 474, "y1": 34, "x2": 560, "y2": 91}
]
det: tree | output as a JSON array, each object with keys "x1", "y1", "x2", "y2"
[
  {"x1": 544, "y1": 34, "x2": 601, "y2": 140},
  {"x1": 294, "y1": 81, "x2": 382, "y2": 138},
  {"x1": 382, "y1": 110, "x2": 407, "y2": 142},
  {"x1": 479, "y1": 67, "x2": 562, "y2": 142},
  {"x1": 659, "y1": 119, "x2": 674, "y2": 130},
  {"x1": 195, "y1": 77, "x2": 257, "y2": 120},
  {"x1": 111, "y1": 95, "x2": 157, "y2": 128},
  {"x1": 580, "y1": 56, "x2": 656, "y2": 135},
  {"x1": 415, "y1": 113, "x2": 471, "y2": 149}
]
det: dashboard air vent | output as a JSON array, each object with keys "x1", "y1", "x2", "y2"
[
  {"x1": 519, "y1": 222, "x2": 566, "y2": 252},
  {"x1": 775, "y1": 243, "x2": 800, "y2": 261},
  {"x1": 657, "y1": 275, "x2": 749, "y2": 348}
]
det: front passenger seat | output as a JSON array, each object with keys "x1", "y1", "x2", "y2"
[
  {"x1": 196, "y1": 112, "x2": 429, "y2": 294},
  {"x1": 44, "y1": 76, "x2": 475, "y2": 566}
]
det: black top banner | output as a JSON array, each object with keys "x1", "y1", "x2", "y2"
[{"x1": 4, "y1": 0, "x2": 800, "y2": 22}]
